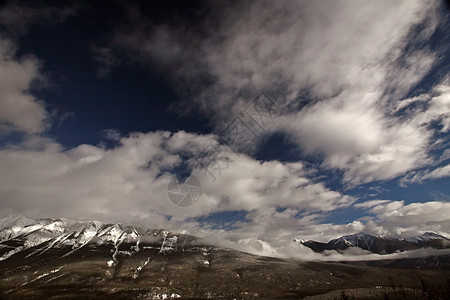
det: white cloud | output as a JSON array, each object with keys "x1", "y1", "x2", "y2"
[
  {"x1": 197, "y1": 153, "x2": 355, "y2": 214},
  {"x1": 283, "y1": 83, "x2": 450, "y2": 185},
  {"x1": 422, "y1": 164, "x2": 450, "y2": 180},
  {"x1": 0, "y1": 2, "x2": 81, "y2": 135},
  {"x1": 404, "y1": 163, "x2": 450, "y2": 184},
  {"x1": 0, "y1": 130, "x2": 354, "y2": 222},
  {"x1": 187, "y1": 201, "x2": 450, "y2": 260},
  {"x1": 0, "y1": 38, "x2": 48, "y2": 134},
  {"x1": 194, "y1": 197, "x2": 450, "y2": 259},
  {"x1": 401, "y1": 156, "x2": 450, "y2": 185},
  {"x1": 281, "y1": 79, "x2": 450, "y2": 184},
  {"x1": 354, "y1": 200, "x2": 392, "y2": 209},
  {"x1": 281, "y1": 92, "x2": 429, "y2": 185},
  {"x1": 356, "y1": 200, "x2": 450, "y2": 237}
]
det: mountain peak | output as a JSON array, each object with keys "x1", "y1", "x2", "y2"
[
  {"x1": 341, "y1": 232, "x2": 375, "y2": 238},
  {"x1": 297, "y1": 231, "x2": 450, "y2": 254},
  {"x1": 422, "y1": 232, "x2": 442, "y2": 237},
  {"x1": 0, "y1": 215, "x2": 202, "y2": 264}
]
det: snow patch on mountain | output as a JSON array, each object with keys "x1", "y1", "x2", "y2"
[
  {"x1": 296, "y1": 231, "x2": 449, "y2": 255},
  {"x1": 330, "y1": 232, "x2": 376, "y2": 249},
  {"x1": 403, "y1": 232, "x2": 446, "y2": 243},
  {"x1": 160, "y1": 235, "x2": 178, "y2": 253},
  {"x1": 0, "y1": 215, "x2": 189, "y2": 263}
]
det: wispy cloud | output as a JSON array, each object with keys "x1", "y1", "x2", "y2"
[
  {"x1": 91, "y1": 46, "x2": 120, "y2": 78},
  {"x1": 0, "y1": 1, "x2": 79, "y2": 37},
  {"x1": 108, "y1": 0, "x2": 449, "y2": 186}
]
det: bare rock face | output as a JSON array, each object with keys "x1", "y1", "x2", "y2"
[{"x1": 1, "y1": 216, "x2": 449, "y2": 299}]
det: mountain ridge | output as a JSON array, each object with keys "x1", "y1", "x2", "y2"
[
  {"x1": 295, "y1": 231, "x2": 450, "y2": 254},
  {"x1": 0, "y1": 214, "x2": 204, "y2": 263}
]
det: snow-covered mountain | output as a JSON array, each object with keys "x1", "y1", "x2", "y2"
[
  {"x1": 295, "y1": 232, "x2": 450, "y2": 254},
  {"x1": 0, "y1": 215, "x2": 202, "y2": 263}
]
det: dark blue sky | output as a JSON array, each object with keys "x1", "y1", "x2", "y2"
[{"x1": 16, "y1": 2, "x2": 211, "y2": 147}]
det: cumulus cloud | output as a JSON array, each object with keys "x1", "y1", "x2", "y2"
[
  {"x1": 0, "y1": 1, "x2": 80, "y2": 135},
  {"x1": 0, "y1": 130, "x2": 354, "y2": 222},
  {"x1": 355, "y1": 199, "x2": 450, "y2": 237},
  {"x1": 197, "y1": 153, "x2": 355, "y2": 214},
  {"x1": 283, "y1": 83, "x2": 450, "y2": 185},
  {"x1": 0, "y1": 38, "x2": 48, "y2": 135}
]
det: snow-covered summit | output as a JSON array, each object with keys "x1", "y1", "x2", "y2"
[
  {"x1": 0, "y1": 215, "x2": 185, "y2": 262},
  {"x1": 403, "y1": 232, "x2": 447, "y2": 243},
  {"x1": 296, "y1": 231, "x2": 449, "y2": 254},
  {"x1": 330, "y1": 232, "x2": 376, "y2": 248}
]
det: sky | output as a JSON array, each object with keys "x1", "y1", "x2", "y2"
[{"x1": 0, "y1": 0, "x2": 449, "y2": 259}]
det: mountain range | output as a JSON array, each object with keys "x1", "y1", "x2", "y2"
[
  {"x1": 0, "y1": 215, "x2": 198, "y2": 263},
  {"x1": 295, "y1": 232, "x2": 450, "y2": 254},
  {"x1": 0, "y1": 215, "x2": 449, "y2": 299}
]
